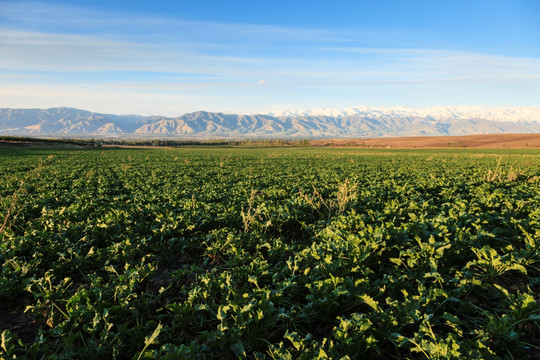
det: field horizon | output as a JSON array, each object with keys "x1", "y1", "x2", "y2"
[{"x1": 1, "y1": 133, "x2": 540, "y2": 150}]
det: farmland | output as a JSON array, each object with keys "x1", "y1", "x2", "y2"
[{"x1": 1, "y1": 146, "x2": 539, "y2": 359}]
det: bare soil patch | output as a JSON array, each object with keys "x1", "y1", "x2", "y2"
[
  {"x1": 0, "y1": 307, "x2": 39, "y2": 342},
  {"x1": 311, "y1": 133, "x2": 540, "y2": 148}
]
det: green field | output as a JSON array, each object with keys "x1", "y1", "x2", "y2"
[{"x1": 1, "y1": 147, "x2": 539, "y2": 359}]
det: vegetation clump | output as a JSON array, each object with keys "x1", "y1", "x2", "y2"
[{"x1": 0, "y1": 147, "x2": 539, "y2": 359}]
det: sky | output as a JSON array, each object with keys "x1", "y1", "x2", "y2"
[{"x1": 1, "y1": 0, "x2": 539, "y2": 116}]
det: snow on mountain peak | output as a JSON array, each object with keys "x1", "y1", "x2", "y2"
[{"x1": 260, "y1": 105, "x2": 540, "y2": 123}]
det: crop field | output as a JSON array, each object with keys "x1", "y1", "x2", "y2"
[{"x1": 1, "y1": 146, "x2": 539, "y2": 359}]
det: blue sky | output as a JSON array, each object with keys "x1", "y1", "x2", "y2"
[{"x1": 1, "y1": 0, "x2": 539, "y2": 116}]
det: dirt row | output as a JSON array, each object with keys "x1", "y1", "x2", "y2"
[{"x1": 310, "y1": 133, "x2": 540, "y2": 148}]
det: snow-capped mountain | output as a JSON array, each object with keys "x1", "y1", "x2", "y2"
[
  {"x1": 0, "y1": 106, "x2": 539, "y2": 139},
  {"x1": 263, "y1": 106, "x2": 540, "y2": 123}
]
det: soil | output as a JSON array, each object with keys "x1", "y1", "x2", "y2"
[
  {"x1": 310, "y1": 133, "x2": 540, "y2": 148},
  {"x1": 2, "y1": 133, "x2": 540, "y2": 149},
  {"x1": 0, "y1": 307, "x2": 39, "y2": 342}
]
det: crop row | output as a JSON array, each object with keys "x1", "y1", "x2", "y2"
[{"x1": 0, "y1": 147, "x2": 539, "y2": 359}]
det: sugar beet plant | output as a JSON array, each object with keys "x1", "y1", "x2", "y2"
[{"x1": 0, "y1": 147, "x2": 539, "y2": 359}]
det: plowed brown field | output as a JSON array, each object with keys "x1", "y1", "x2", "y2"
[{"x1": 310, "y1": 133, "x2": 540, "y2": 148}]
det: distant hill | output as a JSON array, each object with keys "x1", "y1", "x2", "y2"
[{"x1": 1, "y1": 106, "x2": 540, "y2": 138}]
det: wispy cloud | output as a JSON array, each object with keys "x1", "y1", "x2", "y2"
[
  {"x1": 0, "y1": 1, "x2": 350, "y2": 44},
  {"x1": 3, "y1": 28, "x2": 539, "y2": 81},
  {"x1": 1, "y1": 1, "x2": 539, "y2": 113}
]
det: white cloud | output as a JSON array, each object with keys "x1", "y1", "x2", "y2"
[
  {"x1": 0, "y1": 1, "x2": 346, "y2": 43},
  {"x1": 3, "y1": 28, "x2": 539, "y2": 84},
  {"x1": 0, "y1": 29, "x2": 268, "y2": 74},
  {"x1": 1, "y1": 1, "x2": 539, "y2": 113}
]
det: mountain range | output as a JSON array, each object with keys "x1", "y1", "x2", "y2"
[{"x1": 1, "y1": 106, "x2": 540, "y2": 139}]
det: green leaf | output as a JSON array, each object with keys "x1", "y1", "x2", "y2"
[
  {"x1": 217, "y1": 305, "x2": 230, "y2": 321},
  {"x1": 137, "y1": 323, "x2": 162, "y2": 360},
  {"x1": 360, "y1": 294, "x2": 378, "y2": 310},
  {"x1": 230, "y1": 340, "x2": 246, "y2": 357},
  {"x1": 145, "y1": 323, "x2": 162, "y2": 347},
  {"x1": 441, "y1": 313, "x2": 462, "y2": 325},
  {"x1": 317, "y1": 347, "x2": 328, "y2": 359}
]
